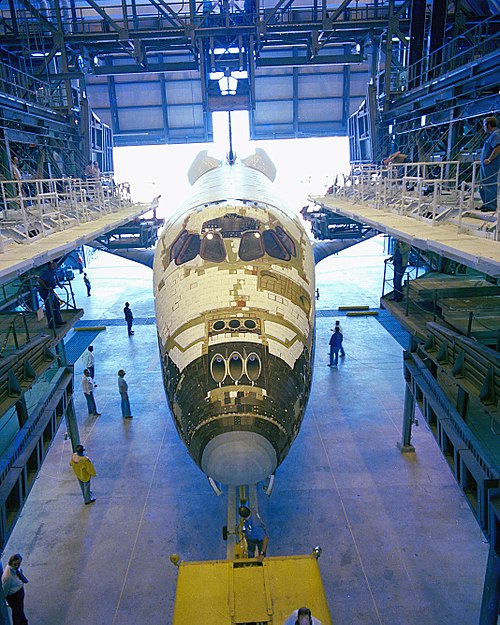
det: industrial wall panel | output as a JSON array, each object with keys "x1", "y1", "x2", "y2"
[
  {"x1": 114, "y1": 74, "x2": 163, "y2": 84},
  {"x1": 298, "y1": 74, "x2": 344, "y2": 99},
  {"x1": 167, "y1": 104, "x2": 205, "y2": 129},
  {"x1": 255, "y1": 76, "x2": 293, "y2": 100},
  {"x1": 86, "y1": 75, "x2": 108, "y2": 85},
  {"x1": 115, "y1": 83, "x2": 162, "y2": 107},
  {"x1": 91, "y1": 108, "x2": 112, "y2": 127},
  {"x1": 86, "y1": 83, "x2": 111, "y2": 109},
  {"x1": 349, "y1": 73, "x2": 370, "y2": 97},
  {"x1": 118, "y1": 108, "x2": 165, "y2": 130},
  {"x1": 298, "y1": 99, "x2": 343, "y2": 120},
  {"x1": 163, "y1": 69, "x2": 201, "y2": 81},
  {"x1": 253, "y1": 100, "x2": 294, "y2": 124},
  {"x1": 254, "y1": 67, "x2": 292, "y2": 80},
  {"x1": 298, "y1": 66, "x2": 346, "y2": 76},
  {"x1": 163, "y1": 80, "x2": 203, "y2": 106},
  {"x1": 349, "y1": 97, "x2": 366, "y2": 115}
]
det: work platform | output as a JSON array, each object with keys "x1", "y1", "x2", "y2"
[
  {"x1": 0, "y1": 176, "x2": 158, "y2": 281},
  {"x1": 309, "y1": 160, "x2": 500, "y2": 278},
  {"x1": 172, "y1": 555, "x2": 332, "y2": 625},
  {"x1": 309, "y1": 195, "x2": 500, "y2": 278}
]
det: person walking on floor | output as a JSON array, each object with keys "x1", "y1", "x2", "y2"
[
  {"x1": 82, "y1": 369, "x2": 101, "y2": 416},
  {"x1": 238, "y1": 505, "x2": 269, "y2": 561},
  {"x1": 124, "y1": 302, "x2": 134, "y2": 335},
  {"x1": 2, "y1": 553, "x2": 29, "y2": 625},
  {"x1": 334, "y1": 320, "x2": 345, "y2": 357},
  {"x1": 328, "y1": 326, "x2": 343, "y2": 367},
  {"x1": 69, "y1": 444, "x2": 96, "y2": 504},
  {"x1": 84, "y1": 346, "x2": 96, "y2": 381},
  {"x1": 118, "y1": 369, "x2": 132, "y2": 418},
  {"x1": 83, "y1": 272, "x2": 91, "y2": 296}
]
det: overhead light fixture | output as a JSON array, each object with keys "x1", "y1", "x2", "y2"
[
  {"x1": 213, "y1": 46, "x2": 240, "y2": 54},
  {"x1": 31, "y1": 51, "x2": 61, "y2": 57},
  {"x1": 218, "y1": 74, "x2": 238, "y2": 96}
]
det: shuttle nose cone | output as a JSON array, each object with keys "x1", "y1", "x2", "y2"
[{"x1": 201, "y1": 431, "x2": 277, "y2": 485}]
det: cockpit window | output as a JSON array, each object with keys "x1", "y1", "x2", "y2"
[
  {"x1": 175, "y1": 233, "x2": 200, "y2": 265},
  {"x1": 239, "y1": 231, "x2": 265, "y2": 261},
  {"x1": 170, "y1": 230, "x2": 189, "y2": 263},
  {"x1": 262, "y1": 230, "x2": 291, "y2": 261},
  {"x1": 200, "y1": 233, "x2": 226, "y2": 263},
  {"x1": 275, "y1": 226, "x2": 296, "y2": 257}
]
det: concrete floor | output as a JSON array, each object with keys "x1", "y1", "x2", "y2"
[{"x1": 2, "y1": 237, "x2": 488, "y2": 625}]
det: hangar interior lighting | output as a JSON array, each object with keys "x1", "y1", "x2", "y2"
[{"x1": 218, "y1": 73, "x2": 238, "y2": 95}]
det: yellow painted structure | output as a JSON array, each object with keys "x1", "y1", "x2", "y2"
[
  {"x1": 338, "y1": 305, "x2": 369, "y2": 311},
  {"x1": 172, "y1": 554, "x2": 332, "y2": 625}
]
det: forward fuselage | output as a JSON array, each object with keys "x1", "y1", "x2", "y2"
[{"x1": 153, "y1": 155, "x2": 315, "y2": 485}]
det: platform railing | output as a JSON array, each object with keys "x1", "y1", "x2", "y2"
[
  {"x1": 325, "y1": 160, "x2": 498, "y2": 241},
  {"x1": 0, "y1": 177, "x2": 136, "y2": 250}
]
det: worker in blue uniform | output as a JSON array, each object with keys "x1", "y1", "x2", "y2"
[
  {"x1": 390, "y1": 240, "x2": 411, "y2": 302},
  {"x1": 38, "y1": 260, "x2": 66, "y2": 329},
  {"x1": 238, "y1": 505, "x2": 269, "y2": 561},
  {"x1": 479, "y1": 116, "x2": 500, "y2": 212},
  {"x1": 328, "y1": 326, "x2": 343, "y2": 367}
]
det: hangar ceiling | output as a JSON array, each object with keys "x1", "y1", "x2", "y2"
[
  {"x1": 0, "y1": 0, "x2": 498, "y2": 172},
  {"x1": 0, "y1": 0, "x2": 407, "y2": 146}
]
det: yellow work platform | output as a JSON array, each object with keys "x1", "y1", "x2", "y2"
[{"x1": 172, "y1": 554, "x2": 332, "y2": 625}]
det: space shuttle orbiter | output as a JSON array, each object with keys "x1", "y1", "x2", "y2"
[{"x1": 153, "y1": 149, "x2": 315, "y2": 486}]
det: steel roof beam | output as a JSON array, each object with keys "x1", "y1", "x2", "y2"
[
  {"x1": 14, "y1": 0, "x2": 61, "y2": 35},
  {"x1": 93, "y1": 60, "x2": 199, "y2": 75},
  {"x1": 256, "y1": 52, "x2": 363, "y2": 67}
]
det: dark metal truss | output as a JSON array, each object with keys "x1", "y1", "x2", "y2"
[{"x1": 0, "y1": 0, "x2": 409, "y2": 77}]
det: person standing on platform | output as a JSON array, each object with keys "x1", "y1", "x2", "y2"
[
  {"x1": 85, "y1": 161, "x2": 97, "y2": 179},
  {"x1": 478, "y1": 116, "x2": 500, "y2": 212},
  {"x1": 69, "y1": 444, "x2": 96, "y2": 505},
  {"x1": 328, "y1": 326, "x2": 343, "y2": 367},
  {"x1": 334, "y1": 320, "x2": 345, "y2": 357},
  {"x1": 83, "y1": 272, "x2": 91, "y2": 296},
  {"x1": 38, "y1": 260, "x2": 66, "y2": 329},
  {"x1": 77, "y1": 253, "x2": 84, "y2": 273},
  {"x1": 238, "y1": 505, "x2": 269, "y2": 561},
  {"x1": 84, "y1": 346, "x2": 96, "y2": 382},
  {"x1": 82, "y1": 369, "x2": 100, "y2": 416},
  {"x1": 124, "y1": 302, "x2": 134, "y2": 336},
  {"x1": 118, "y1": 369, "x2": 132, "y2": 418},
  {"x1": 11, "y1": 156, "x2": 22, "y2": 182},
  {"x1": 2, "y1": 553, "x2": 29, "y2": 625},
  {"x1": 390, "y1": 240, "x2": 411, "y2": 302}
]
